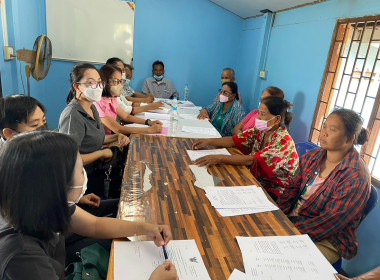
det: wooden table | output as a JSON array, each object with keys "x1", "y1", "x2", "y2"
[{"x1": 107, "y1": 134, "x2": 300, "y2": 280}]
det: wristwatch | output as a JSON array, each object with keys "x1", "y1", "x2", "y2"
[{"x1": 145, "y1": 119, "x2": 151, "y2": 126}]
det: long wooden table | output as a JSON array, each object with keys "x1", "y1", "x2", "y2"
[{"x1": 107, "y1": 134, "x2": 300, "y2": 280}]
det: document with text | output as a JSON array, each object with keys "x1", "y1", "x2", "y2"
[{"x1": 186, "y1": 148, "x2": 231, "y2": 161}]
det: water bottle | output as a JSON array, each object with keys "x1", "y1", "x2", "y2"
[
  {"x1": 172, "y1": 96, "x2": 178, "y2": 109},
  {"x1": 169, "y1": 107, "x2": 179, "y2": 136},
  {"x1": 184, "y1": 84, "x2": 189, "y2": 101}
]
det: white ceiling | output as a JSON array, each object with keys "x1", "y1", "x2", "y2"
[{"x1": 208, "y1": 0, "x2": 321, "y2": 19}]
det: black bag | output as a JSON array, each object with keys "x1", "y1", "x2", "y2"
[{"x1": 87, "y1": 146, "x2": 127, "y2": 199}]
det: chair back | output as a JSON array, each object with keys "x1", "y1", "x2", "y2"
[
  {"x1": 362, "y1": 185, "x2": 378, "y2": 220},
  {"x1": 295, "y1": 141, "x2": 319, "y2": 158}
]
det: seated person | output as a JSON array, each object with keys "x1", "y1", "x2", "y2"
[
  {"x1": 336, "y1": 267, "x2": 380, "y2": 280},
  {"x1": 277, "y1": 108, "x2": 370, "y2": 264},
  {"x1": 0, "y1": 131, "x2": 177, "y2": 280},
  {"x1": 215, "y1": 68, "x2": 242, "y2": 105},
  {"x1": 193, "y1": 97, "x2": 298, "y2": 201},
  {"x1": 95, "y1": 64, "x2": 163, "y2": 135},
  {"x1": 142, "y1": 60, "x2": 179, "y2": 99},
  {"x1": 59, "y1": 63, "x2": 130, "y2": 197},
  {"x1": 232, "y1": 86, "x2": 284, "y2": 135},
  {"x1": 197, "y1": 82, "x2": 246, "y2": 137}
]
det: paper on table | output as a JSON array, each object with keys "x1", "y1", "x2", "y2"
[
  {"x1": 205, "y1": 185, "x2": 277, "y2": 209},
  {"x1": 236, "y1": 235, "x2": 337, "y2": 280},
  {"x1": 189, "y1": 164, "x2": 215, "y2": 189},
  {"x1": 178, "y1": 100, "x2": 195, "y2": 107},
  {"x1": 229, "y1": 269, "x2": 247, "y2": 280},
  {"x1": 148, "y1": 107, "x2": 170, "y2": 114},
  {"x1": 182, "y1": 126, "x2": 217, "y2": 136},
  {"x1": 216, "y1": 205, "x2": 278, "y2": 217},
  {"x1": 145, "y1": 112, "x2": 170, "y2": 120},
  {"x1": 124, "y1": 123, "x2": 149, "y2": 128},
  {"x1": 186, "y1": 148, "x2": 231, "y2": 162},
  {"x1": 114, "y1": 240, "x2": 211, "y2": 280},
  {"x1": 180, "y1": 114, "x2": 198, "y2": 120}
]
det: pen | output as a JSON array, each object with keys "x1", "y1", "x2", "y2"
[{"x1": 160, "y1": 232, "x2": 168, "y2": 259}]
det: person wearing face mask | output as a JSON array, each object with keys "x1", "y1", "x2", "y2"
[
  {"x1": 197, "y1": 82, "x2": 246, "y2": 137},
  {"x1": 142, "y1": 60, "x2": 179, "y2": 99},
  {"x1": 0, "y1": 95, "x2": 48, "y2": 151},
  {"x1": 193, "y1": 97, "x2": 298, "y2": 202},
  {"x1": 0, "y1": 131, "x2": 178, "y2": 280},
  {"x1": 106, "y1": 58, "x2": 156, "y2": 104},
  {"x1": 59, "y1": 63, "x2": 130, "y2": 198},
  {"x1": 232, "y1": 87, "x2": 285, "y2": 135},
  {"x1": 94, "y1": 64, "x2": 163, "y2": 136},
  {"x1": 213, "y1": 68, "x2": 243, "y2": 105}
]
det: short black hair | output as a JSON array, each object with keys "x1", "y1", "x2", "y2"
[
  {"x1": 0, "y1": 131, "x2": 78, "y2": 240},
  {"x1": 261, "y1": 96, "x2": 293, "y2": 127},
  {"x1": 222, "y1": 81, "x2": 239, "y2": 100},
  {"x1": 106, "y1": 57, "x2": 124, "y2": 66},
  {"x1": 99, "y1": 64, "x2": 122, "y2": 98},
  {"x1": 124, "y1": 63, "x2": 134, "y2": 71},
  {"x1": 152, "y1": 60, "x2": 164, "y2": 70},
  {"x1": 0, "y1": 94, "x2": 46, "y2": 135},
  {"x1": 67, "y1": 63, "x2": 98, "y2": 104}
]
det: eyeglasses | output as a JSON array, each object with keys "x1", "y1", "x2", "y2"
[
  {"x1": 109, "y1": 78, "x2": 126, "y2": 85},
  {"x1": 77, "y1": 81, "x2": 105, "y2": 89},
  {"x1": 219, "y1": 89, "x2": 233, "y2": 96}
]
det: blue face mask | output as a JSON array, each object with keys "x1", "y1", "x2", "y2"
[
  {"x1": 153, "y1": 74, "x2": 164, "y2": 81},
  {"x1": 124, "y1": 79, "x2": 131, "y2": 87}
]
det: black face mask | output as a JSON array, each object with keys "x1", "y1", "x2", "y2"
[{"x1": 35, "y1": 123, "x2": 48, "y2": 131}]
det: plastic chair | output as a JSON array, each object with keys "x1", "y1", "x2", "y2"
[
  {"x1": 295, "y1": 141, "x2": 319, "y2": 157},
  {"x1": 332, "y1": 185, "x2": 378, "y2": 273}
]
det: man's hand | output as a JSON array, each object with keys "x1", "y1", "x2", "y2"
[{"x1": 78, "y1": 193, "x2": 101, "y2": 208}]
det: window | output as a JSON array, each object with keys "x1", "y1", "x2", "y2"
[{"x1": 310, "y1": 15, "x2": 380, "y2": 186}]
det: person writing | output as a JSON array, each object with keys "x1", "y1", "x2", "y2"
[
  {"x1": 232, "y1": 86, "x2": 284, "y2": 135},
  {"x1": 193, "y1": 97, "x2": 298, "y2": 201},
  {"x1": 277, "y1": 109, "x2": 371, "y2": 264},
  {"x1": 0, "y1": 131, "x2": 177, "y2": 280},
  {"x1": 94, "y1": 64, "x2": 163, "y2": 136},
  {"x1": 197, "y1": 82, "x2": 246, "y2": 137}
]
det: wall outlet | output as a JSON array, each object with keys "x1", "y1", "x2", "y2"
[
  {"x1": 3, "y1": 46, "x2": 14, "y2": 60},
  {"x1": 259, "y1": 70, "x2": 267, "y2": 79}
]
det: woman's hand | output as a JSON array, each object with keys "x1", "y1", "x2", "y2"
[
  {"x1": 117, "y1": 134, "x2": 130, "y2": 148},
  {"x1": 101, "y1": 148, "x2": 113, "y2": 160},
  {"x1": 78, "y1": 193, "x2": 101, "y2": 208},
  {"x1": 148, "y1": 123, "x2": 163, "y2": 133},
  {"x1": 149, "y1": 260, "x2": 178, "y2": 280},
  {"x1": 194, "y1": 155, "x2": 223, "y2": 167},
  {"x1": 197, "y1": 109, "x2": 210, "y2": 120},
  {"x1": 150, "y1": 101, "x2": 165, "y2": 110},
  {"x1": 143, "y1": 224, "x2": 172, "y2": 247},
  {"x1": 148, "y1": 120, "x2": 163, "y2": 126},
  {"x1": 192, "y1": 139, "x2": 211, "y2": 150}
]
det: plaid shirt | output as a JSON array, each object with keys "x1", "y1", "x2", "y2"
[{"x1": 277, "y1": 147, "x2": 370, "y2": 259}]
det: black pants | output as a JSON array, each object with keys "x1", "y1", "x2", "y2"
[{"x1": 65, "y1": 199, "x2": 119, "y2": 265}]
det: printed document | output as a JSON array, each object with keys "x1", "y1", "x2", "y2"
[{"x1": 186, "y1": 148, "x2": 231, "y2": 161}]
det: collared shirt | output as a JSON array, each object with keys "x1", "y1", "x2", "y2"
[
  {"x1": 117, "y1": 95, "x2": 134, "y2": 115},
  {"x1": 206, "y1": 99, "x2": 246, "y2": 137},
  {"x1": 211, "y1": 103, "x2": 233, "y2": 134},
  {"x1": 122, "y1": 84, "x2": 135, "y2": 97},
  {"x1": 94, "y1": 97, "x2": 119, "y2": 135},
  {"x1": 142, "y1": 77, "x2": 179, "y2": 99},
  {"x1": 232, "y1": 126, "x2": 298, "y2": 197},
  {"x1": 59, "y1": 98, "x2": 105, "y2": 154},
  {"x1": 277, "y1": 148, "x2": 371, "y2": 259}
]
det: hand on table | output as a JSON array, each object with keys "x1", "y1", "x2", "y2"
[
  {"x1": 117, "y1": 134, "x2": 130, "y2": 148},
  {"x1": 148, "y1": 123, "x2": 163, "y2": 133},
  {"x1": 194, "y1": 155, "x2": 223, "y2": 167},
  {"x1": 197, "y1": 109, "x2": 210, "y2": 120},
  {"x1": 78, "y1": 193, "x2": 101, "y2": 208},
  {"x1": 144, "y1": 224, "x2": 172, "y2": 247},
  {"x1": 147, "y1": 93, "x2": 155, "y2": 103},
  {"x1": 192, "y1": 139, "x2": 211, "y2": 150},
  {"x1": 151, "y1": 101, "x2": 165, "y2": 110},
  {"x1": 149, "y1": 260, "x2": 178, "y2": 280},
  {"x1": 149, "y1": 120, "x2": 163, "y2": 126}
]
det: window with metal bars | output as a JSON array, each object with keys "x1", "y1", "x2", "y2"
[{"x1": 310, "y1": 15, "x2": 380, "y2": 187}]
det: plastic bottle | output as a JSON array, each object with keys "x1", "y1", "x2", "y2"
[
  {"x1": 184, "y1": 84, "x2": 189, "y2": 101},
  {"x1": 169, "y1": 107, "x2": 179, "y2": 136},
  {"x1": 172, "y1": 96, "x2": 178, "y2": 109}
]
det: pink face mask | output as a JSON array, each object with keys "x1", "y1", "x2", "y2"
[
  {"x1": 255, "y1": 116, "x2": 276, "y2": 132},
  {"x1": 219, "y1": 94, "x2": 229, "y2": 103}
]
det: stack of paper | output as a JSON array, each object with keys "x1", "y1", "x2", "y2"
[
  {"x1": 178, "y1": 100, "x2": 195, "y2": 107},
  {"x1": 186, "y1": 148, "x2": 231, "y2": 161},
  {"x1": 236, "y1": 235, "x2": 337, "y2": 280},
  {"x1": 145, "y1": 112, "x2": 170, "y2": 120},
  {"x1": 204, "y1": 185, "x2": 278, "y2": 217},
  {"x1": 148, "y1": 107, "x2": 170, "y2": 114},
  {"x1": 114, "y1": 240, "x2": 211, "y2": 280},
  {"x1": 182, "y1": 126, "x2": 217, "y2": 136}
]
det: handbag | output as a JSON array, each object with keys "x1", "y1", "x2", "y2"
[{"x1": 65, "y1": 243, "x2": 109, "y2": 280}]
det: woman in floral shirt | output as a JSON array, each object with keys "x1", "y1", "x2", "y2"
[{"x1": 192, "y1": 96, "x2": 298, "y2": 201}]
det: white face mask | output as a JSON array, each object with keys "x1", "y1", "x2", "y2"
[
  {"x1": 110, "y1": 84, "x2": 123, "y2": 97},
  {"x1": 121, "y1": 73, "x2": 126, "y2": 80},
  {"x1": 82, "y1": 86, "x2": 103, "y2": 102},
  {"x1": 67, "y1": 168, "x2": 88, "y2": 205}
]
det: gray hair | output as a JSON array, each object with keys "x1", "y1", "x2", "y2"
[{"x1": 222, "y1": 68, "x2": 235, "y2": 79}]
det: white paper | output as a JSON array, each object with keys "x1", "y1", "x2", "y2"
[
  {"x1": 204, "y1": 186, "x2": 277, "y2": 209},
  {"x1": 180, "y1": 114, "x2": 198, "y2": 120},
  {"x1": 229, "y1": 269, "x2": 247, "y2": 280},
  {"x1": 216, "y1": 205, "x2": 278, "y2": 217},
  {"x1": 114, "y1": 240, "x2": 211, "y2": 280},
  {"x1": 124, "y1": 123, "x2": 149, "y2": 128},
  {"x1": 148, "y1": 107, "x2": 170, "y2": 114},
  {"x1": 178, "y1": 100, "x2": 195, "y2": 107},
  {"x1": 236, "y1": 235, "x2": 337, "y2": 280},
  {"x1": 182, "y1": 126, "x2": 217, "y2": 136},
  {"x1": 143, "y1": 164, "x2": 152, "y2": 192},
  {"x1": 145, "y1": 112, "x2": 170, "y2": 120},
  {"x1": 189, "y1": 164, "x2": 215, "y2": 189},
  {"x1": 186, "y1": 148, "x2": 231, "y2": 162}
]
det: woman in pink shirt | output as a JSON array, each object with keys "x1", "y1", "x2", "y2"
[
  {"x1": 95, "y1": 65, "x2": 162, "y2": 135},
  {"x1": 232, "y1": 87, "x2": 284, "y2": 135}
]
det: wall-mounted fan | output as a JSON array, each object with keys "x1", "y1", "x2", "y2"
[{"x1": 16, "y1": 35, "x2": 52, "y2": 96}]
